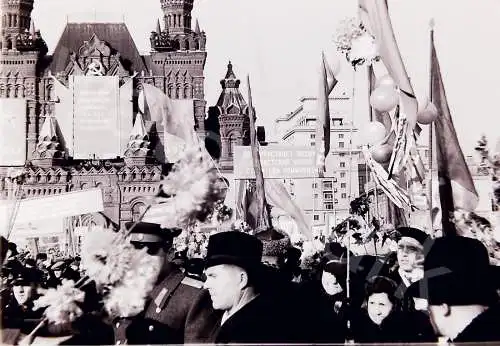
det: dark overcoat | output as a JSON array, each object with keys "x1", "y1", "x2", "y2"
[
  {"x1": 454, "y1": 303, "x2": 500, "y2": 343},
  {"x1": 112, "y1": 264, "x2": 220, "y2": 345},
  {"x1": 209, "y1": 293, "x2": 296, "y2": 344}
]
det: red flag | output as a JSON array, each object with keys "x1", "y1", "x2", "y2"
[
  {"x1": 264, "y1": 179, "x2": 311, "y2": 240},
  {"x1": 315, "y1": 52, "x2": 334, "y2": 177},
  {"x1": 431, "y1": 30, "x2": 479, "y2": 233},
  {"x1": 359, "y1": 0, "x2": 418, "y2": 129}
]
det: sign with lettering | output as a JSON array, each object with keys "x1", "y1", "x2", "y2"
[
  {"x1": 73, "y1": 76, "x2": 120, "y2": 159},
  {"x1": 0, "y1": 188, "x2": 104, "y2": 234},
  {"x1": 0, "y1": 99, "x2": 26, "y2": 166},
  {"x1": 233, "y1": 146, "x2": 316, "y2": 179}
]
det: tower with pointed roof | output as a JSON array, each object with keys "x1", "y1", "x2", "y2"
[
  {"x1": 207, "y1": 61, "x2": 250, "y2": 172},
  {"x1": 124, "y1": 113, "x2": 154, "y2": 166},
  {"x1": 31, "y1": 115, "x2": 64, "y2": 168}
]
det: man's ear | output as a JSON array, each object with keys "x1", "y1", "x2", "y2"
[
  {"x1": 239, "y1": 270, "x2": 249, "y2": 290},
  {"x1": 442, "y1": 303, "x2": 451, "y2": 317}
]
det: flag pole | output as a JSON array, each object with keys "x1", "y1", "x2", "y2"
[
  {"x1": 246, "y1": 75, "x2": 272, "y2": 231},
  {"x1": 428, "y1": 18, "x2": 435, "y2": 236}
]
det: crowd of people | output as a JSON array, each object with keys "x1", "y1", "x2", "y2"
[{"x1": 1, "y1": 222, "x2": 500, "y2": 345}]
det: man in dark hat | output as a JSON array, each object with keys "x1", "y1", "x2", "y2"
[
  {"x1": 204, "y1": 231, "x2": 298, "y2": 343},
  {"x1": 408, "y1": 236, "x2": 500, "y2": 342},
  {"x1": 388, "y1": 227, "x2": 429, "y2": 303},
  {"x1": 111, "y1": 221, "x2": 220, "y2": 345}
]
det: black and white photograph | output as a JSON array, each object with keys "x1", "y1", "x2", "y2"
[{"x1": 1, "y1": 0, "x2": 500, "y2": 344}]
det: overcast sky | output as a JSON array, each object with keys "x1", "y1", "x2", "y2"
[{"x1": 31, "y1": 0, "x2": 500, "y2": 155}]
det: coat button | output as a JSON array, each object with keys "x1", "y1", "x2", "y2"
[
  {"x1": 155, "y1": 307, "x2": 161, "y2": 313},
  {"x1": 149, "y1": 325, "x2": 154, "y2": 332}
]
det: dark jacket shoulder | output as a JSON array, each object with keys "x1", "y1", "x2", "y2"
[{"x1": 454, "y1": 304, "x2": 500, "y2": 343}]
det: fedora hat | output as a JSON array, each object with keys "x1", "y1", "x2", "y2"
[
  {"x1": 205, "y1": 231, "x2": 263, "y2": 276},
  {"x1": 407, "y1": 236, "x2": 499, "y2": 306}
]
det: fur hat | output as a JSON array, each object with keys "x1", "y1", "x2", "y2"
[
  {"x1": 255, "y1": 227, "x2": 291, "y2": 257},
  {"x1": 396, "y1": 227, "x2": 429, "y2": 246}
]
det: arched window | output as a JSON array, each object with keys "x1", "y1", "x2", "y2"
[
  {"x1": 184, "y1": 85, "x2": 191, "y2": 99},
  {"x1": 228, "y1": 133, "x2": 237, "y2": 157},
  {"x1": 132, "y1": 202, "x2": 147, "y2": 222}
]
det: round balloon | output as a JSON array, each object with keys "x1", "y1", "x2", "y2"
[
  {"x1": 370, "y1": 143, "x2": 393, "y2": 163},
  {"x1": 370, "y1": 86, "x2": 399, "y2": 112},
  {"x1": 364, "y1": 121, "x2": 387, "y2": 145},
  {"x1": 417, "y1": 101, "x2": 439, "y2": 124},
  {"x1": 375, "y1": 74, "x2": 396, "y2": 89}
]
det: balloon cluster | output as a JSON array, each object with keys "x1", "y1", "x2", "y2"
[
  {"x1": 363, "y1": 74, "x2": 399, "y2": 164},
  {"x1": 364, "y1": 74, "x2": 439, "y2": 164}
]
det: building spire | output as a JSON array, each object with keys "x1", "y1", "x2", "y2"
[
  {"x1": 32, "y1": 116, "x2": 64, "y2": 167},
  {"x1": 130, "y1": 112, "x2": 148, "y2": 140},
  {"x1": 30, "y1": 20, "x2": 36, "y2": 36},
  {"x1": 225, "y1": 60, "x2": 236, "y2": 80},
  {"x1": 39, "y1": 115, "x2": 58, "y2": 142},
  {"x1": 124, "y1": 113, "x2": 153, "y2": 165},
  {"x1": 156, "y1": 18, "x2": 162, "y2": 34},
  {"x1": 195, "y1": 19, "x2": 201, "y2": 34}
]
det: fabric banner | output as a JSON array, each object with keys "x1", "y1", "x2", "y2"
[
  {"x1": 431, "y1": 33, "x2": 478, "y2": 215},
  {"x1": 0, "y1": 189, "x2": 104, "y2": 238},
  {"x1": 119, "y1": 76, "x2": 134, "y2": 156},
  {"x1": 73, "y1": 76, "x2": 120, "y2": 159},
  {"x1": 141, "y1": 83, "x2": 197, "y2": 163},
  {"x1": 52, "y1": 75, "x2": 74, "y2": 156},
  {"x1": 0, "y1": 99, "x2": 26, "y2": 166}
]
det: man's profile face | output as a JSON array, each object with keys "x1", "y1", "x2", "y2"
[
  {"x1": 397, "y1": 237, "x2": 424, "y2": 271},
  {"x1": 428, "y1": 304, "x2": 449, "y2": 338},
  {"x1": 204, "y1": 264, "x2": 246, "y2": 311}
]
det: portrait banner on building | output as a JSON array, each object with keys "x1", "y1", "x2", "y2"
[
  {"x1": 73, "y1": 76, "x2": 120, "y2": 159},
  {"x1": 233, "y1": 146, "x2": 317, "y2": 179},
  {"x1": 0, "y1": 99, "x2": 27, "y2": 166}
]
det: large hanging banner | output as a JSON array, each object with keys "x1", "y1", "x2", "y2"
[
  {"x1": 73, "y1": 76, "x2": 120, "y2": 159},
  {"x1": 0, "y1": 99, "x2": 26, "y2": 166}
]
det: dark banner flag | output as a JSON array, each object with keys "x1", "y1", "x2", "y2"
[{"x1": 431, "y1": 29, "x2": 478, "y2": 234}]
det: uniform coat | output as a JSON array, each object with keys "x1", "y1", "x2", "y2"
[{"x1": 112, "y1": 263, "x2": 220, "y2": 345}]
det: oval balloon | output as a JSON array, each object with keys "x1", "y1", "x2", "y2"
[
  {"x1": 375, "y1": 74, "x2": 396, "y2": 89},
  {"x1": 370, "y1": 143, "x2": 393, "y2": 163},
  {"x1": 417, "y1": 101, "x2": 439, "y2": 124},
  {"x1": 370, "y1": 86, "x2": 399, "y2": 112},
  {"x1": 364, "y1": 121, "x2": 387, "y2": 145}
]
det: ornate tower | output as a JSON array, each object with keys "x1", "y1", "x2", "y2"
[
  {"x1": 1, "y1": 0, "x2": 34, "y2": 48},
  {"x1": 149, "y1": 0, "x2": 207, "y2": 142},
  {"x1": 161, "y1": 0, "x2": 193, "y2": 36},
  {"x1": 1, "y1": 0, "x2": 48, "y2": 160},
  {"x1": 208, "y1": 61, "x2": 250, "y2": 172}
]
